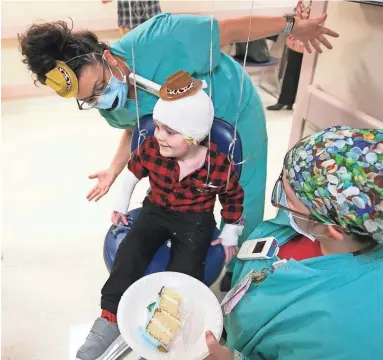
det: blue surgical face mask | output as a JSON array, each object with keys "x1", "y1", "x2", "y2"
[
  {"x1": 96, "y1": 62, "x2": 128, "y2": 110},
  {"x1": 280, "y1": 191, "x2": 316, "y2": 241}
]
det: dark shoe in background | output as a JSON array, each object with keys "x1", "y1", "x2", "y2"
[{"x1": 266, "y1": 103, "x2": 293, "y2": 111}]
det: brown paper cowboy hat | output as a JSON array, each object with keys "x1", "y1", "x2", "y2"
[{"x1": 159, "y1": 70, "x2": 203, "y2": 101}]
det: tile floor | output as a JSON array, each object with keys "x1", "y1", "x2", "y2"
[{"x1": 1, "y1": 86, "x2": 292, "y2": 360}]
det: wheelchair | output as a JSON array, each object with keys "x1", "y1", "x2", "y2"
[{"x1": 104, "y1": 114, "x2": 242, "y2": 287}]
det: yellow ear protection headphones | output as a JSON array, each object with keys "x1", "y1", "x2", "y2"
[{"x1": 45, "y1": 60, "x2": 79, "y2": 98}]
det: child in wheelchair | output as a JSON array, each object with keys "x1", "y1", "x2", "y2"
[{"x1": 76, "y1": 71, "x2": 244, "y2": 360}]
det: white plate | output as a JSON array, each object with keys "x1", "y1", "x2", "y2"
[{"x1": 117, "y1": 272, "x2": 223, "y2": 360}]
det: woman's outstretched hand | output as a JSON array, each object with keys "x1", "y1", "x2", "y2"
[
  {"x1": 87, "y1": 166, "x2": 119, "y2": 202},
  {"x1": 292, "y1": 13, "x2": 339, "y2": 54}
]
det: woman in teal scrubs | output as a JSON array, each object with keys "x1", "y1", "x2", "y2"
[
  {"x1": 19, "y1": 12, "x2": 338, "y2": 360},
  {"x1": 206, "y1": 126, "x2": 383, "y2": 360},
  {"x1": 19, "y1": 12, "x2": 338, "y2": 245}
]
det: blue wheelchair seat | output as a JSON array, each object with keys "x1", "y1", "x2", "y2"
[{"x1": 104, "y1": 114, "x2": 243, "y2": 287}]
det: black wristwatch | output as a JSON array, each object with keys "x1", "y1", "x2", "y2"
[{"x1": 283, "y1": 15, "x2": 296, "y2": 35}]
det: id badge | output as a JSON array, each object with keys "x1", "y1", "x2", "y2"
[{"x1": 220, "y1": 270, "x2": 254, "y2": 315}]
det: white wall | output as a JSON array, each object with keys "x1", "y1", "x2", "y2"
[
  {"x1": 2, "y1": 0, "x2": 117, "y2": 27},
  {"x1": 2, "y1": 0, "x2": 296, "y2": 37},
  {"x1": 313, "y1": 1, "x2": 383, "y2": 121}
]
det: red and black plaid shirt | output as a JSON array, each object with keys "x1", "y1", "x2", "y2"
[{"x1": 128, "y1": 136, "x2": 244, "y2": 224}]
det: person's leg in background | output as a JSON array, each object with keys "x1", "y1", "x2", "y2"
[
  {"x1": 117, "y1": 0, "x2": 136, "y2": 38},
  {"x1": 102, "y1": 0, "x2": 130, "y2": 38},
  {"x1": 267, "y1": 49, "x2": 303, "y2": 111}
]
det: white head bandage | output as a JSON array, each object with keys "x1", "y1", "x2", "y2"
[{"x1": 153, "y1": 84, "x2": 214, "y2": 143}]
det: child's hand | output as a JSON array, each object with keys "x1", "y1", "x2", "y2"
[
  {"x1": 211, "y1": 238, "x2": 239, "y2": 264},
  {"x1": 111, "y1": 210, "x2": 129, "y2": 226}
]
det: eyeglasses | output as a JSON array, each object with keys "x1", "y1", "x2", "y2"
[
  {"x1": 273, "y1": 170, "x2": 348, "y2": 237},
  {"x1": 76, "y1": 56, "x2": 110, "y2": 110},
  {"x1": 271, "y1": 171, "x2": 320, "y2": 223}
]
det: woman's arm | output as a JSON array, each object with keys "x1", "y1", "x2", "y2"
[
  {"x1": 219, "y1": 13, "x2": 339, "y2": 53},
  {"x1": 87, "y1": 128, "x2": 133, "y2": 202},
  {"x1": 219, "y1": 16, "x2": 286, "y2": 47},
  {"x1": 109, "y1": 128, "x2": 133, "y2": 174}
]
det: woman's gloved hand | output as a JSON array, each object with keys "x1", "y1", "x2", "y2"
[
  {"x1": 87, "y1": 166, "x2": 119, "y2": 202},
  {"x1": 111, "y1": 211, "x2": 129, "y2": 226},
  {"x1": 204, "y1": 331, "x2": 234, "y2": 360}
]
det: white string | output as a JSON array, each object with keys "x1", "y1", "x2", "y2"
[
  {"x1": 204, "y1": 14, "x2": 214, "y2": 187},
  {"x1": 226, "y1": 0, "x2": 255, "y2": 190},
  {"x1": 128, "y1": 0, "x2": 145, "y2": 155},
  {"x1": 234, "y1": 0, "x2": 255, "y2": 137}
]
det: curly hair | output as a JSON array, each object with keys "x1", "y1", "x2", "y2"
[{"x1": 18, "y1": 20, "x2": 109, "y2": 86}]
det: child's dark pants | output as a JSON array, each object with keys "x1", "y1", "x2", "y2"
[{"x1": 101, "y1": 198, "x2": 216, "y2": 314}]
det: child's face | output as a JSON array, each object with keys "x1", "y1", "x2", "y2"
[{"x1": 153, "y1": 120, "x2": 191, "y2": 158}]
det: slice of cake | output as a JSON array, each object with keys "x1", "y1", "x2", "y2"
[{"x1": 140, "y1": 286, "x2": 182, "y2": 353}]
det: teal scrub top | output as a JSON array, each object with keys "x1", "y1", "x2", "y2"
[
  {"x1": 99, "y1": 12, "x2": 257, "y2": 130},
  {"x1": 225, "y1": 211, "x2": 383, "y2": 360}
]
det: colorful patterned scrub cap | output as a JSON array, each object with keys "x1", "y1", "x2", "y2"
[{"x1": 284, "y1": 126, "x2": 383, "y2": 243}]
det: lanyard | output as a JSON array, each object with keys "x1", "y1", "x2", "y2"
[{"x1": 249, "y1": 266, "x2": 275, "y2": 284}]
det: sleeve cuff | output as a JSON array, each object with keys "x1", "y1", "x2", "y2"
[
  {"x1": 219, "y1": 223, "x2": 244, "y2": 246},
  {"x1": 114, "y1": 170, "x2": 140, "y2": 214}
]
